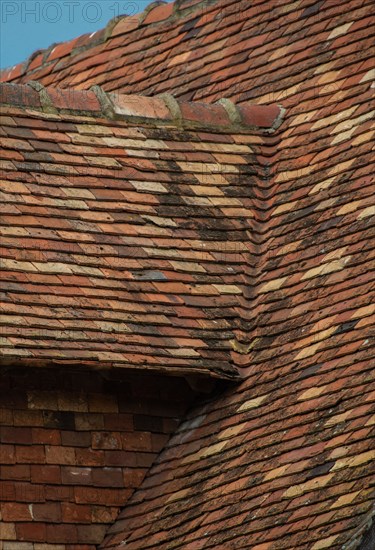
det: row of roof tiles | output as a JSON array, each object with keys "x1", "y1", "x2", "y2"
[{"x1": 0, "y1": 82, "x2": 283, "y2": 130}]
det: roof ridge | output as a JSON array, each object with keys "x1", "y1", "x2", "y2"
[
  {"x1": 0, "y1": 0, "x2": 219, "y2": 83},
  {"x1": 0, "y1": 82, "x2": 284, "y2": 131}
]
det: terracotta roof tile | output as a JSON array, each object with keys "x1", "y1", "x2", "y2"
[
  {"x1": 0, "y1": 83, "x2": 282, "y2": 380},
  {"x1": 1, "y1": 0, "x2": 374, "y2": 547}
]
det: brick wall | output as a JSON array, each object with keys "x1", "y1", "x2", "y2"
[{"x1": 0, "y1": 366, "x2": 197, "y2": 548}]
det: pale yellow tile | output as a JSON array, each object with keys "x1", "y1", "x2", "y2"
[
  {"x1": 237, "y1": 394, "x2": 268, "y2": 412},
  {"x1": 330, "y1": 491, "x2": 360, "y2": 509},
  {"x1": 330, "y1": 450, "x2": 375, "y2": 471},
  {"x1": 328, "y1": 22, "x2": 353, "y2": 40},
  {"x1": 294, "y1": 342, "x2": 321, "y2": 361},
  {"x1": 312, "y1": 536, "x2": 339, "y2": 549},
  {"x1": 358, "y1": 206, "x2": 375, "y2": 219},
  {"x1": 259, "y1": 277, "x2": 287, "y2": 293},
  {"x1": 360, "y1": 68, "x2": 375, "y2": 83},
  {"x1": 325, "y1": 410, "x2": 352, "y2": 427},
  {"x1": 213, "y1": 285, "x2": 242, "y2": 295},
  {"x1": 298, "y1": 386, "x2": 326, "y2": 401},
  {"x1": 301, "y1": 256, "x2": 351, "y2": 280},
  {"x1": 283, "y1": 474, "x2": 332, "y2": 498}
]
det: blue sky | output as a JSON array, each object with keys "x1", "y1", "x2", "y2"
[{"x1": 1, "y1": 0, "x2": 167, "y2": 69}]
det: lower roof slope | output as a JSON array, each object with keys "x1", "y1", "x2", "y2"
[{"x1": 0, "y1": 84, "x2": 282, "y2": 379}]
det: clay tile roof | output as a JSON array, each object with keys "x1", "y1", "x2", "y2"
[
  {"x1": 1, "y1": 0, "x2": 374, "y2": 548},
  {"x1": 0, "y1": 81, "x2": 283, "y2": 379}
]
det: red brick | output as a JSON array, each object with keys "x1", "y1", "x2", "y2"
[
  {"x1": 15, "y1": 445, "x2": 45, "y2": 464},
  {"x1": 62, "y1": 466, "x2": 93, "y2": 485},
  {"x1": 1, "y1": 464, "x2": 30, "y2": 481},
  {"x1": 43, "y1": 410, "x2": 75, "y2": 430},
  {"x1": 14, "y1": 482, "x2": 45, "y2": 503},
  {"x1": 61, "y1": 502, "x2": 92, "y2": 523},
  {"x1": 45, "y1": 523, "x2": 78, "y2": 543},
  {"x1": 0, "y1": 444, "x2": 15, "y2": 463},
  {"x1": 32, "y1": 428, "x2": 61, "y2": 445},
  {"x1": 75, "y1": 448, "x2": 105, "y2": 466},
  {"x1": 92, "y1": 432, "x2": 122, "y2": 450},
  {"x1": 57, "y1": 392, "x2": 88, "y2": 413},
  {"x1": 121, "y1": 431, "x2": 152, "y2": 451},
  {"x1": 45, "y1": 445, "x2": 75, "y2": 464},
  {"x1": 27, "y1": 391, "x2": 58, "y2": 410},
  {"x1": 30, "y1": 465, "x2": 61, "y2": 484},
  {"x1": 16, "y1": 522, "x2": 47, "y2": 542},
  {"x1": 1, "y1": 502, "x2": 32, "y2": 521},
  {"x1": 0, "y1": 148, "x2": 24, "y2": 161},
  {"x1": 74, "y1": 486, "x2": 132, "y2": 506},
  {"x1": 104, "y1": 450, "x2": 137, "y2": 467},
  {"x1": 1, "y1": 427, "x2": 33, "y2": 444},
  {"x1": 32, "y1": 502, "x2": 61, "y2": 522},
  {"x1": 92, "y1": 467, "x2": 124, "y2": 488},
  {"x1": 0, "y1": 481, "x2": 16, "y2": 501},
  {"x1": 13, "y1": 410, "x2": 43, "y2": 427},
  {"x1": 45, "y1": 485, "x2": 73, "y2": 501},
  {"x1": 91, "y1": 505, "x2": 118, "y2": 523},
  {"x1": 76, "y1": 524, "x2": 107, "y2": 543},
  {"x1": 61, "y1": 430, "x2": 91, "y2": 447},
  {"x1": 103, "y1": 413, "x2": 133, "y2": 431},
  {"x1": 0, "y1": 408, "x2": 13, "y2": 424},
  {"x1": 74, "y1": 413, "x2": 104, "y2": 431}
]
